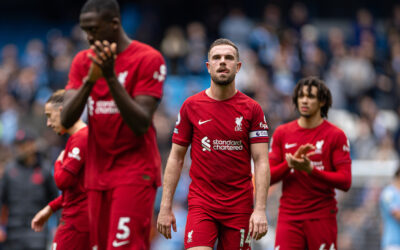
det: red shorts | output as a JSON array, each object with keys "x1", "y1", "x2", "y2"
[
  {"x1": 88, "y1": 185, "x2": 157, "y2": 250},
  {"x1": 184, "y1": 205, "x2": 252, "y2": 250},
  {"x1": 275, "y1": 217, "x2": 337, "y2": 250},
  {"x1": 52, "y1": 220, "x2": 90, "y2": 250}
]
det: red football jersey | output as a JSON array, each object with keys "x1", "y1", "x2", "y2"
[
  {"x1": 57, "y1": 126, "x2": 88, "y2": 231},
  {"x1": 66, "y1": 41, "x2": 165, "y2": 190},
  {"x1": 269, "y1": 120, "x2": 351, "y2": 220},
  {"x1": 172, "y1": 90, "x2": 269, "y2": 213}
]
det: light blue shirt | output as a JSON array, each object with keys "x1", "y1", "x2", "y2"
[{"x1": 380, "y1": 185, "x2": 400, "y2": 248}]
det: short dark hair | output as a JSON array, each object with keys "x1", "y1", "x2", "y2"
[
  {"x1": 292, "y1": 76, "x2": 332, "y2": 118},
  {"x1": 81, "y1": 0, "x2": 120, "y2": 21},
  {"x1": 208, "y1": 38, "x2": 240, "y2": 60},
  {"x1": 46, "y1": 89, "x2": 66, "y2": 106}
]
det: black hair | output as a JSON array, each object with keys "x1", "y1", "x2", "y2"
[
  {"x1": 81, "y1": 0, "x2": 120, "y2": 21},
  {"x1": 292, "y1": 76, "x2": 332, "y2": 118},
  {"x1": 208, "y1": 38, "x2": 240, "y2": 61}
]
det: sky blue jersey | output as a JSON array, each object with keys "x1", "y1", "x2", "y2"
[{"x1": 380, "y1": 185, "x2": 400, "y2": 248}]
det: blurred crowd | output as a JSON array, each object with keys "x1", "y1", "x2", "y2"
[{"x1": 0, "y1": 2, "x2": 400, "y2": 249}]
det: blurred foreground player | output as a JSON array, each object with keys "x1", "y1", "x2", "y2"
[
  {"x1": 157, "y1": 38, "x2": 270, "y2": 250},
  {"x1": 61, "y1": 0, "x2": 166, "y2": 249},
  {"x1": 31, "y1": 89, "x2": 89, "y2": 250},
  {"x1": 269, "y1": 76, "x2": 352, "y2": 250}
]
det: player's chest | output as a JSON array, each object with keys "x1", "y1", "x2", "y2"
[
  {"x1": 190, "y1": 103, "x2": 251, "y2": 140},
  {"x1": 91, "y1": 64, "x2": 137, "y2": 99},
  {"x1": 283, "y1": 134, "x2": 333, "y2": 170}
]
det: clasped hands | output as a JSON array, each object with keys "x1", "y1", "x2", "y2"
[
  {"x1": 285, "y1": 143, "x2": 315, "y2": 173},
  {"x1": 85, "y1": 40, "x2": 117, "y2": 83}
]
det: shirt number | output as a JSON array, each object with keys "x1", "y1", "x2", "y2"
[{"x1": 116, "y1": 217, "x2": 131, "y2": 240}]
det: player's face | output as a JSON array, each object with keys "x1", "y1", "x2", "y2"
[
  {"x1": 297, "y1": 85, "x2": 324, "y2": 118},
  {"x1": 45, "y1": 103, "x2": 65, "y2": 135},
  {"x1": 79, "y1": 11, "x2": 116, "y2": 45},
  {"x1": 206, "y1": 45, "x2": 241, "y2": 86}
]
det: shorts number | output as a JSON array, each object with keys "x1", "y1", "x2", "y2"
[
  {"x1": 240, "y1": 229, "x2": 251, "y2": 247},
  {"x1": 116, "y1": 217, "x2": 131, "y2": 240},
  {"x1": 319, "y1": 243, "x2": 336, "y2": 250}
]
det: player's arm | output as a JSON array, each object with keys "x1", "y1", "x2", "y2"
[
  {"x1": 269, "y1": 133, "x2": 291, "y2": 184},
  {"x1": 287, "y1": 143, "x2": 351, "y2": 191},
  {"x1": 61, "y1": 61, "x2": 101, "y2": 129},
  {"x1": 249, "y1": 142, "x2": 270, "y2": 240},
  {"x1": 270, "y1": 160, "x2": 290, "y2": 184},
  {"x1": 31, "y1": 195, "x2": 62, "y2": 232},
  {"x1": 54, "y1": 145, "x2": 85, "y2": 190},
  {"x1": 90, "y1": 41, "x2": 160, "y2": 136},
  {"x1": 308, "y1": 162, "x2": 351, "y2": 191},
  {"x1": 107, "y1": 86, "x2": 158, "y2": 136},
  {"x1": 54, "y1": 160, "x2": 80, "y2": 190},
  {"x1": 157, "y1": 143, "x2": 188, "y2": 239}
]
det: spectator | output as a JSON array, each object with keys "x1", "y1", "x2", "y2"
[{"x1": 0, "y1": 129, "x2": 58, "y2": 250}]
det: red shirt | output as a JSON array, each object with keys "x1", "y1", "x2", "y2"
[
  {"x1": 269, "y1": 120, "x2": 352, "y2": 220},
  {"x1": 55, "y1": 126, "x2": 88, "y2": 231},
  {"x1": 172, "y1": 90, "x2": 269, "y2": 213},
  {"x1": 66, "y1": 41, "x2": 165, "y2": 190}
]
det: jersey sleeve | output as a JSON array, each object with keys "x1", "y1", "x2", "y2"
[
  {"x1": 249, "y1": 103, "x2": 269, "y2": 143},
  {"x1": 172, "y1": 100, "x2": 192, "y2": 146},
  {"x1": 66, "y1": 51, "x2": 89, "y2": 90},
  {"x1": 269, "y1": 127, "x2": 291, "y2": 184},
  {"x1": 332, "y1": 131, "x2": 352, "y2": 166},
  {"x1": 54, "y1": 160, "x2": 78, "y2": 190},
  {"x1": 309, "y1": 131, "x2": 352, "y2": 191},
  {"x1": 132, "y1": 51, "x2": 166, "y2": 99},
  {"x1": 48, "y1": 195, "x2": 63, "y2": 212},
  {"x1": 381, "y1": 187, "x2": 400, "y2": 213},
  {"x1": 62, "y1": 136, "x2": 86, "y2": 176}
]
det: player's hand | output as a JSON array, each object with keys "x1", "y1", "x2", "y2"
[
  {"x1": 249, "y1": 209, "x2": 268, "y2": 240},
  {"x1": 56, "y1": 150, "x2": 65, "y2": 163},
  {"x1": 286, "y1": 152, "x2": 313, "y2": 173},
  {"x1": 89, "y1": 40, "x2": 117, "y2": 79},
  {"x1": 157, "y1": 208, "x2": 177, "y2": 239},
  {"x1": 31, "y1": 205, "x2": 53, "y2": 232},
  {"x1": 84, "y1": 60, "x2": 103, "y2": 83},
  {"x1": 293, "y1": 143, "x2": 315, "y2": 158}
]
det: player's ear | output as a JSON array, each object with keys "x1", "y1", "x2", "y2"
[
  {"x1": 206, "y1": 62, "x2": 210, "y2": 74},
  {"x1": 236, "y1": 61, "x2": 242, "y2": 73},
  {"x1": 111, "y1": 17, "x2": 120, "y2": 30}
]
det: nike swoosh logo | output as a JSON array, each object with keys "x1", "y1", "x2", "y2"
[
  {"x1": 285, "y1": 143, "x2": 297, "y2": 149},
  {"x1": 198, "y1": 119, "x2": 212, "y2": 125},
  {"x1": 112, "y1": 240, "x2": 130, "y2": 247}
]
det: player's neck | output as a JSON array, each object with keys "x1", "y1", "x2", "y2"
[
  {"x1": 67, "y1": 120, "x2": 86, "y2": 135},
  {"x1": 297, "y1": 114, "x2": 324, "y2": 129},
  {"x1": 116, "y1": 30, "x2": 132, "y2": 53},
  {"x1": 206, "y1": 82, "x2": 237, "y2": 101}
]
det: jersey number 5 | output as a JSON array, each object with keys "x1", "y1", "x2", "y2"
[{"x1": 116, "y1": 217, "x2": 131, "y2": 240}]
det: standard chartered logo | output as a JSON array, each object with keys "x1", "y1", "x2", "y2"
[
  {"x1": 87, "y1": 97, "x2": 120, "y2": 115},
  {"x1": 201, "y1": 136, "x2": 243, "y2": 152},
  {"x1": 201, "y1": 136, "x2": 211, "y2": 151}
]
